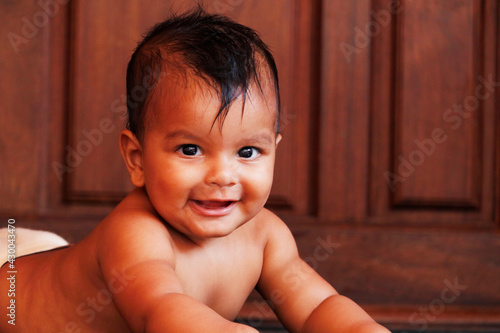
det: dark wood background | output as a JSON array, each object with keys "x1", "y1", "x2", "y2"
[{"x1": 1, "y1": 0, "x2": 499, "y2": 331}]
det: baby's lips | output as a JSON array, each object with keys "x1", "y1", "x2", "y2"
[
  {"x1": 193, "y1": 200, "x2": 236, "y2": 209},
  {"x1": 189, "y1": 199, "x2": 238, "y2": 217}
]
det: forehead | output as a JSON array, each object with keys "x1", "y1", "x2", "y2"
[{"x1": 146, "y1": 73, "x2": 278, "y2": 135}]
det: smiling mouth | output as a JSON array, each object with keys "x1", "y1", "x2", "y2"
[
  {"x1": 194, "y1": 200, "x2": 234, "y2": 208},
  {"x1": 190, "y1": 200, "x2": 237, "y2": 216}
]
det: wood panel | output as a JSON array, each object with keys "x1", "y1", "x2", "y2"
[
  {"x1": 394, "y1": 0, "x2": 481, "y2": 207},
  {"x1": 369, "y1": 0, "x2": 497, "y2": 226},
  {"x1": 67, "y1": 0, "x2": 179, "y2": 201},
  {"x1": 0, "y1": 1, "x2": 54, "y2": 214},
  {"x1": 292, "y1": 224, "x2": 500, "y2": 309},
  {"x1": 294, "y1": 226, "x2": 500, "y2": 306},
  {"x1": 66, "y1": 0, "x2": 315, "y2": 214},
  {"x1": 318, "y1": 0, "x2": 372, "y2": 221}
]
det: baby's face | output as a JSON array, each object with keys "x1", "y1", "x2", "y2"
[{"x1": 140, "y1": 79, "x2": 280, "y2": 242}]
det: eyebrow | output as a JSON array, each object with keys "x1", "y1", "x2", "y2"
[
  {"x1": 164, "y1": 130, "x2": 274, "y2": 145},
  {"x1": 244, "y1": 133, "x2": 274, "y2": 145},
  {"x1": 164, "y1": 130, "x2": 201, "y2": 141}
]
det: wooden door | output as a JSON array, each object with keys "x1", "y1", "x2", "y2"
[
  {"x1": 1, "y1": 0, "x2": 498, "y2": 331},
  {"x1": 310, "y1": 0, "x2": 500, "y2": 330}
]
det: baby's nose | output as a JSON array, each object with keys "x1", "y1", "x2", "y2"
[{"x1": 205, "y1": 156, "x2": 237, "y2": 187}]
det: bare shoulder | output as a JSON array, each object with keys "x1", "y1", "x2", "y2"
[
  {"x1": 86, "y1": 189, "x2": 188, "y2": 331},
  {"x1": 252, "y1": 207, "x2": 286, "y2": 231},
  {"x1": 94, "y1": 188, "x2": 177, "y2": 272},
  {"x1": 252, "y1": 208, "x2": 296, "y2": 250}
]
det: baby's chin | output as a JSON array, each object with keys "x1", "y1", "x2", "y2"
[
  {"x1": 156, "y1": 202, "x2": 262, "y2": 242},
  {"x1": 189, "y1": 218, "x2": 248, "y2": 239},
  {"x1": 176, "y1": 213, "x2": 254, "y2": 242}
]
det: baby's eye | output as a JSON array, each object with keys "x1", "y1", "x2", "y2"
[
  {"x1": 237, "y1": 147, "x2": 260, "y2": 159},
  {"x1": 178, "y1": 144, "x2": 201, "y2": 156}
]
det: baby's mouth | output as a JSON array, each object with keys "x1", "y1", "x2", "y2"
[
  {"x1": 193, "y1": 200, "x2": 235, "y2": 209},
  {"x1": 190, "y1": 199, "x2": 237, "y2": 216}
]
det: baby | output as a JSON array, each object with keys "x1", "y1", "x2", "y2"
[{"x1": 1, "y1": 9, "x2": 390, "y2": 333}]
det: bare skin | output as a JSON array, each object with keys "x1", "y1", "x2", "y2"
[
  {"x1": 0, "y1": 188, "x2": 266, "y2": 332},
  {"x1": 0, "y1": 78, "x2": 390, "y2": 332}
]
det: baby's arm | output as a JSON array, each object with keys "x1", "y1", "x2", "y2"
[
  {"x1": 257, "y1": 212, "x2": 389, "y2": 333},
  {"x1": 97, "y1": 211, "x2": 257, "y2": 333},
  {"x1": 300, "y1": 295, "x2": 388, "y2": 333}
]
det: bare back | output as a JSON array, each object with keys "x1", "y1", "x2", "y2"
[{"x1": 0, "y1": 237, "x2": 131, "y2": 332}]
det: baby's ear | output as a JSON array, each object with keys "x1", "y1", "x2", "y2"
[
  {"x1": 275, "y1": 133, "x2": 282, "y2": 147},
  {"x1": 119, "y1": 129, "x2": 145, "y2": 187}
]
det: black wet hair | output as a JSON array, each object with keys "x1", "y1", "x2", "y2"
[{"x1": 125, "y1": 6, "x2": 280, "y2": 140}]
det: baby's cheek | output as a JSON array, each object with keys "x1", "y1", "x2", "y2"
[
  {"x1": 246, "y1": 169, "x2": 274, "y2": 198},
  {"x1": 158, "y1": 163, "x2": 200, "y2": 186}
]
